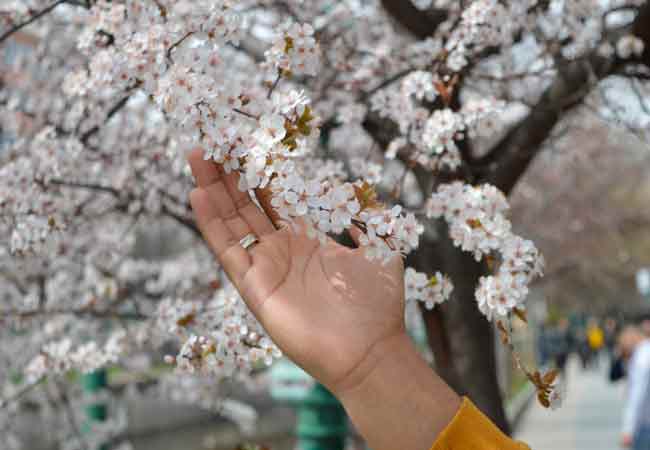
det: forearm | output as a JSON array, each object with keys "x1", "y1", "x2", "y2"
[{"x1": 333, "y1": 333, "x2": 462, "y2": 450}]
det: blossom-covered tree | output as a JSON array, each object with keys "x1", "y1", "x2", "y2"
[{"x1": 1, "y1": 1, "x2": 649, "y2": 447}]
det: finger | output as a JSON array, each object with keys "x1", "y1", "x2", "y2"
[
  {"x1": 217, "y1": 166, "x2": 276, "y2": 236},
  {"x1": 188, "y1": 148, "x2": 276, "y2": 236},
  {"x1": 218, "y1": 164, "x2": 250, "y2": 210},
  {"x1": 190, "y1": 188, "x2": 251, "y2": 284},
  {"x1": 188, "y1": 148, "x2": 220, "y2": 187},
  {"x1": 240, "y1": 200, "x2": 277, "y2": 236},
  {"x1": 204, "y1": 180, "x2": 253, "y2": 240}
]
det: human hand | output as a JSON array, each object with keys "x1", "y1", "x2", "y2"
[
  {"x1": 187, "y1": 149, "x2": 406, "y2": 394},
  {"x1": 188, "y1": 149, "x2": 462, "y2": 450}
]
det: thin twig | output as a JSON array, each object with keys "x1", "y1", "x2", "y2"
[
  {"x1": 0, "y1": 0, "x2": 84, "y2": 45},
  {"x1": 0, "y1": 377, "x2": 45, "y2": 410},
  {"x1": 80, "y1": 95, "x2": 132, "y2": 144},
  {"x1": 472, "y1": 68, "x2": 555, "y2": 82},
  {"x1": 166, "y1": 32, "x2": 194, "y2": 63},
  {"x1": 361, "y1": 68, "x2": 415, "y2": 101},
  {"x1": 267, "y1": 70, "x2": 283, "y2": 99},
  {"x1": 232, "y1": 108, "x2": 260, "y2": 120},
  {"x1": 1, "y1": 307, "x2": 148, "y2": 321},
  {"x1": 49, "y1": 179, "x2": 121, "y2": 196}
]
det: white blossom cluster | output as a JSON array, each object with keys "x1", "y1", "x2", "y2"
[
  {"x1": 538, "y1": 0, "x2": 648, "y2": 59},
  {"x1": 375, "y1": 89, "x2": 504, "y2": 171},
  {"x1": 428, "y1": 182, "x2": 544, "y2": 321},
  {"x1": 24, "y1": 331, "x2": 129, "y2": 383},
  {"x1": 67, "y1": 0, "x2": 430, "y2": 264},
  {"x1": 617, "y1": 34, "x2": 646, "y2": 59},
  {"x1": 405, "y1": 268, "x2": 454, "y2": 310},
  {"x1": 264, "y1": 22, "x2": 321, "y2": 76},
  {"x1": 445, "y1": 0, "x2": 518, "y2": 72},
  {"x1": 158, "y1": 284, "x2": 282, "y2": 380},
  {"x1": 372, "y1": 2, "x2": 510, "y2": 172},
  {"x1": 1, "y1": 126, "x2": 83, "y2": 254}
]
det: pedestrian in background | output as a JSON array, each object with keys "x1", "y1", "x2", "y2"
[
  {"x1": 606, "y1": 318, "x2": 626, "y2": 383},
  {"x1": 587, "y1": 318, "x2": 605, "y2": 368},
  {"x1": 618, "y1": 326, "x2": 650, "y2": 449},
  {"x1": 576, "y1": 328, "x2": 591, "y2": 369},
  {"x1": 605, "y1": 317, "x2": 619, "y2": 358},
  {"x1": 536, "y1": 323, "x2": 551, "y2": 367},
  {"x1": 547, "y1": 318, "x2": 572, "y2": 379}
]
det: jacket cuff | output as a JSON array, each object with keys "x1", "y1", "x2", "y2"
[{"x1": 431, "y1": 397, "x2": 530, "y2": 450}]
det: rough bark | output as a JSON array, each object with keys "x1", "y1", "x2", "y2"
[
  {"x1": 436, "y1": 228, "x2": 510, "y2": 433},
  {"x1": 406, "y1": 199, "x2": 509, "y2": 430},
  {"x1": 410, "y1": 235, "x2": 465, "y2": 394},
  {"x1": 409, "y1": 226, "x2": 510, "y2": 431},
  {"x1": 479, "y1": 59, "x2": 594, "y2": 194}
]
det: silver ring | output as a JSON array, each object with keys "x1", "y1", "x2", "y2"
[{"x1": 239, "y1": 233, "x2": 259, "y2": 251}]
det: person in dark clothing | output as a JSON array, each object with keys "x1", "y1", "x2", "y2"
[
  {"x1": 606, "y1": 318, "x2": 626, "y2": 383},
  {"x1": 605, "y1": 317, "x2": 619, "y2": 357},
  {"x1": 547, "y1": 318, "x2": 572, "y2": 375},
  {"x1": 576, "y1": 328, "x2": 592, "y2": 369}
]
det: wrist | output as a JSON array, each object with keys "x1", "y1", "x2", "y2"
[
  {"x1": 333, "y1": 332, "x2": 461, "y2": 450},
  {"x1": 330, "y1": 331, "x2": 412, "y2": 398}
]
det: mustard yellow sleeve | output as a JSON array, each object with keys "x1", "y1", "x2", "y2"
[{"x1": 431, "y1": 398, "x2": 531, "y2": 450}]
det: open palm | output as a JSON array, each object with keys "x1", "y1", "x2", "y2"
[{"x1": 188, "y1": 149, "x2": 406, "y2": 392}]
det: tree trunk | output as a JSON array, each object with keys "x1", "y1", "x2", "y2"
[
  {"x1": 411, "y1": 237, "x2": 464, "y2": 394},
  {"x1": 411, "y1": 228, "x2": 511, "y2": 433},
  {"x1": 436, "y1": 231, "x2": 510, "y2": 433}
]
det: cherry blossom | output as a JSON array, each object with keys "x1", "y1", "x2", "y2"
[{"x1": 428, "y1": 182, "x2": 543, "y2": 320}]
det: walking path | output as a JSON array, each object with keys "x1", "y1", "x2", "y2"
[{"x1": 515, "y1": 356, "x2": 626, "y2": 450}]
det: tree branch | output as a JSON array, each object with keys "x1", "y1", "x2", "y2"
[
  {"x1": 480, "y1": 4, "x2": 650, "y2": 194},
  {"x1": 0, "y1": 377, "x2": 45, "y2": 410},
  {"x1": 380, "y1": 1, "x2": 447, "y2": 40},
  {"x1": 0, "y1": 0, "x2": 86, "y2": 46},
  {"x1": 1, "y1": 307, "x2": 148, "y2": 321},
  {"x1": 49, "y1": 179, "x2": 121, "y2": 196},
  {"x1": 80, "y1": 94, "x2": 132, "y2": 145}
]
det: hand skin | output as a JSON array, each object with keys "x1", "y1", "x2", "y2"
[{"x1": 187, "y1": 149, "x2": 461, "y2": 450}]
